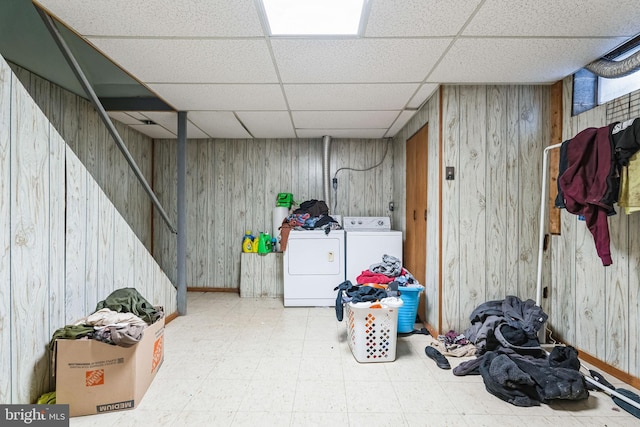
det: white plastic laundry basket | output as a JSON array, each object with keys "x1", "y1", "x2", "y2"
[{"x1": 345, "y1": 297, "x2": 403, "y2": 363}]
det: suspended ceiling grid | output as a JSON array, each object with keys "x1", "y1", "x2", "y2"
[{"x1": 6, "y1": 0, "x2": 640, "y2": 139}]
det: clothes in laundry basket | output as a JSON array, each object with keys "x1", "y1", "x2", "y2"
[
  {"x1": 333, "y1": 280, "x2": 389, "y2": 321},
  {"x1": 369, "y1": 254, "x2": 402, "y2": 277}
]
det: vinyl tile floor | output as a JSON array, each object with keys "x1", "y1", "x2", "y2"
[{"x1": 69, "y1": 292, "x2": 640, "y2": 427}]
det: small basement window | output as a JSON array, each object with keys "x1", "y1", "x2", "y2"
[
  {"x1": 572, "y1": 37, "x2": 640, "y2": 116},
  {"x1": 598, "y1": 44, "x2": 640, "y2": 104}
]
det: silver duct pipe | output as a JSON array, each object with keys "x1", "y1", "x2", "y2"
[
  {"x1": 585, "y1": 49, "x2": 640, "y2": 79},
  {"x1": 322, "y1": 135, "x2": 332, "y2": 211}
]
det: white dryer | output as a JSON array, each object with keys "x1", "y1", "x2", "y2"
[
  {"x1": 343, "y1": 216, "x2": 403, "y2": 285},
  {"x1": 283, "y1": 228, "x2": 345, "y2": 307}
]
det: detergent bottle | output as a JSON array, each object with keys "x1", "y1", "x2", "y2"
[
  {"x1": 242, "y1": 230, "x2": 254, "y2": 253},
  {"x1": 257, "y1": 232, "x2": 271, "y2": 254},
  {"x1": 252, "y1": 235, "x2": 259, "y2": 252}
]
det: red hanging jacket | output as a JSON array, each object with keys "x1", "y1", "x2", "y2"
[{"x1": 558, "y1": 124, "x2": 618, "y2": 266}]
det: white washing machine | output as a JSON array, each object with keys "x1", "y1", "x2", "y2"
[
  {"x1": 283, "y1": 228, "x2": 345, "y2": 307},
  {"x1": 343, "y1": 216, "x2": 403, "y2": 285}
]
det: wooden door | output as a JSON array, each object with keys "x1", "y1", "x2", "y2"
[{"x1": 405, "y1": 125, "x2": 428, "y2": 320}]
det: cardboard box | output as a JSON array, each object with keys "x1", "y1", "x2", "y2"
[{"x1": 55, "y1": 316, "x2": 164, "y2": 417}]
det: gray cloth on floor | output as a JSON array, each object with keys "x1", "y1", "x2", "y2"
[
  {"x1": 464, "y1": 296, "x2": 548, "y2": 355},
  {"x1": 455, "y1": 346, "x2": 588, "y2": 407},
  {"x1": 369, "y1": 254, "x2": 402, "y2": 277}
]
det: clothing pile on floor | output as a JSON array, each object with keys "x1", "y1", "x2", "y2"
[
  {"x1": 49, "y1": 288, "x2": 163, "y2": 349},
  {"x1": 453, "y1": 295, "x2": 589, "y2": 407},
  {"x1": 431, "y1": 330, "x2": 476, "y2": 357}
]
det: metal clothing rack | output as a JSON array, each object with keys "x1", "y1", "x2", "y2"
[
  {"x1": 535, "y1": 142, "x2": 640, "y2": 412},
  {"x1": 535, "y1": 142, "x2": 562, "y2": 306}
]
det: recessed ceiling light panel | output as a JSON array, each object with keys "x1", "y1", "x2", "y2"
[{"x1": 261, "y1": 0, "x2": 366, "y2": 36}]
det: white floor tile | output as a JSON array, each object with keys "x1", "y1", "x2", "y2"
[
  {"x1": 293, "y1": 379, "x2": 348, "y2": 412},
  {"x1": 69, "y1": 292, "x2": 640, "y2": 427}
]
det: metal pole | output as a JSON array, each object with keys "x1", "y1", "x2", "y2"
[
  {"x1": 176, "y1": 112, "x2": 187, "y2": 315},
  {"x1": 322, "y1": 135, "x2": 332, "y2": 210},
  {"x1": 536, "y1": 143, "x2": 562, "y2": 306},
  {"x1": 36, "y1": 7, "x2": 177, "y2": 234}
]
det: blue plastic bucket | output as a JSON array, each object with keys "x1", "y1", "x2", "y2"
[{"x1": 397, "y1": 285, "x2": 424, "y2": 333}]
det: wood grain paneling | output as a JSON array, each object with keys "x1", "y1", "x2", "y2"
[
  {"x1": 0, "y1": 55, "x2": 176, "y2": 404},
  {"x1": 0, "y1": 55, "x2": 12, "y2": 404},
  {"x1": 549, "y1": 80, "x2": 640, "y2": 379},
  {"x1": 65, "y1": 148, "x2": 89, "y2": 323},
  {"x1": 459, "y1": 86, "x2": 487, "y2": 319},
  {"x1": 395, "y1": 85, "x2": 549, "y2": 333},
  {"x1": 11, "y1": 71, "x2": 50, "y2": 403},
  {"x1": 48, "y1": 129, "x2": 66, "y2": 381},
  {"x1": 153, "y1": 137, "x2": 395, "y2": 290},
  {"x1": 486, "y1": 86, "x2": 508, "y2": 300},
  {"x1": 240, "y1": 253, "x2": 284, "y2": 298},
  {"x1": 441, "y1": 86, "x2": 461, "y2": 331},
  {"x1": 504, "y1": 86, "x2": 521, "y2": 298},
  {"x1": 8, "y1": 63, "x2": 154, "y2": 251}
]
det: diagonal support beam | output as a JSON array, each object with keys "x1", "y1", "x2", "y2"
[{"x1": 36, "y1": 6, "x2": 177, "y2": 235}]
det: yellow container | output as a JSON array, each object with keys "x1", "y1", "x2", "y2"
[{"x1": 242, "y1": 231, "x2": 254, "y2": 253}]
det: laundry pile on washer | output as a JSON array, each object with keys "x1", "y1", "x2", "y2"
[
  {"x1": 278, "y1": 199, "x2": 341, "y2": 251},
  {"x1": 355, "y1": 254, "x2": 417, "y2": 286}
]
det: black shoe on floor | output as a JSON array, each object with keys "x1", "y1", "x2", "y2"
[{"x1": 425, "y1": 345, "x2": 451, "y2": 370}]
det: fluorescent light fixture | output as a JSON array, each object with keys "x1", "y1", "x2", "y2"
[{"x1": 261, "y1": 0, "x2": 366, "y2": 36}]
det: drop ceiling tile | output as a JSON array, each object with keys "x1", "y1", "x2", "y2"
[
  {"x1": 36, "y1": 0, "x2": 264, "y2": 37},
  {"x1": 87, "y1": 38, "x2": 278, "y2": 83},
  {"x1": 365, "y1": 0, "x2": 482, "y2": 37},
  {"x1": 108, "y1": 111, "x2": 143, "y2": 125},
  {"x1": 406, "y1": 84, "x2": 439, "y2": 109},
  {"x1": 385, "y1": 110, "x2": 417, "y2": 138},
  {"x1": 292, "y1": 111, "x2": 399, "y2": 129},
  {"x1": 188, "y1": 111, "x2": 252, "y2": 138},
  {"x1": 271, "y1": 38, "x2": 452, "y2": 83},
  {"x1": 429, "y1": 37, "x2": 628, "y2": 84},
  {"x1": 465, "y1": 0, "x2": 640, "y2": 37},
  {"x1": 147, "y1": 84, "x2": 287, "y2": 111},
  {"x1": 235, "y1": 111, "x2": 295, "y2": 138},
  {"x1": 296, "y1": 129, "x2": 387, "y2": 138},
  {"x1": 138, "y1": 112, "x2": 209, "y2": 138},
  {"x1": 125, "y1": 112, "x2": 148, "y2": 121},
  {"x1": 129, "y1": 124, "x2": 176, "y2": 139},
  {"x1": 284, "y1": 83, "x2": 419, "y2": 110}
]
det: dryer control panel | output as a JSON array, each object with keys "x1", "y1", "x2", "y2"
[{"x1": 342, "y1": 216, "x2": 391, "y2": 231}]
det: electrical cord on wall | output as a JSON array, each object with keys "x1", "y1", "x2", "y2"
[{"x1": 332, "y1": 138, "x2": 392, "y2": 213}]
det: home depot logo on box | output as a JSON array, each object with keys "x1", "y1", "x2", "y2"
[
  {"x1": 151, "y1": 335, "x2": 163, "y2": 372},
  {"x1": 85, "y1": 369, "x2": 104, "y2": 387}
]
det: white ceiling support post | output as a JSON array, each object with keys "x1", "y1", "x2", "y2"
[{"x1": 177, "y1": 111, "x2": 187, "y2": 316}]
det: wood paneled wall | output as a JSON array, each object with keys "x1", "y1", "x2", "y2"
[
  {"x1": 8, "y1": 63, "x2": 154, "y2": 250},
  {"x1": 153, "y1": 137, "x2": 394, "y2": 288},
  {"x1": 549, "y1": 76, "x2": 640, "y2": 379},
  {"x1": 0, "y1": 55, "x2": 176, "y2": 405},
  {"x1": 393, "y1": 85, "x2": 551, "y2": 332},
  {"x1": 392, "y1": 91, "x2": 441, "y2": 327}
]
